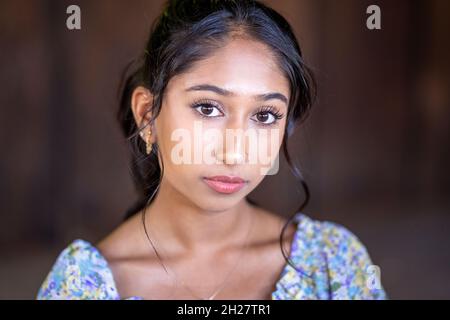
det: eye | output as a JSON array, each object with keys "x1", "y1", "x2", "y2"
[
  {"x1": 254, "y1": 112, "x2": 276, "y2": 124},
  {"x1": 251, "y1": 106, "x2": 284, "y2": 126},
  {"x1": 190, "y1": 99, "x2": 224, "y2": 118}
]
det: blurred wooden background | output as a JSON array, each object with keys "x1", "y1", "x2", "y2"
[{"x1": 0, "y1": 0, "x2": 449, "y2": 299}]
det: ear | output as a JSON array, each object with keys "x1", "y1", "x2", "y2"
[{"x1": 131, "y1": 86, "x2": 156, "y2": 143}]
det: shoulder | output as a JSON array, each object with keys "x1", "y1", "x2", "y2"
[
  {"x1": 289, "y1": 213, "x2": 387, "y2": 300},
  {"x1": 36, "y1": 239, "x2": 119, "y2": 300},
  {"x1": 96, "y1": 211, "x2": 147, "y2": 261}
]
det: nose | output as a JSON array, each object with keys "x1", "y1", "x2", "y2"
[
  {"x1": 216, "y1": 142, "x2": 245, "y2": 165},
  {"x1": 215, "y1": 118, "x2": 248, "y2": 166}
]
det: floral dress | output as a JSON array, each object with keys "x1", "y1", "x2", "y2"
[{"x1": 36, "y1": 212, "x2": 387, "y2": 300}]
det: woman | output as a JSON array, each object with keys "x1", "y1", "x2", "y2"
[{"x1": 37, "y1": 0, "x2": 387, "y2": 300}]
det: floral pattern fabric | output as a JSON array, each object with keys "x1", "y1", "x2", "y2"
[{"x1": 36, "y1": 212, "x2": 387, "y2": 300}]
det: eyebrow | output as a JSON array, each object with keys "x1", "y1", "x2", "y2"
[{"x1": 185, "y1": 84, "x2": 288, "y2": 105}]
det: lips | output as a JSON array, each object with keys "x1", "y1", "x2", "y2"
[{"x1": 203, "y1": 175, "x2": 248, "y2": 194}]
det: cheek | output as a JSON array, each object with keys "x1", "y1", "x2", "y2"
[
  {"x1": 247, "y1": 127, "x2": 283, "y2": 162},
  {"x1": 154, "y1": 114, "x2": 206, "y2": 194},
  {"x1": 154, "y1": 102, "x2": 196, "y2": 162}
]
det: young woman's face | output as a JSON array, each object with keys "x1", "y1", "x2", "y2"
[{"x1": 148, "y1": 38, "x2": 289, "y2": 211}]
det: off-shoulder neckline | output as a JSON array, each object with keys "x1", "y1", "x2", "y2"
[{"x1": 72, "y1": 212, "x2": 308, "y2": 300}]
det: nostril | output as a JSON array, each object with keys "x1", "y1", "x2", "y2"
[
  {"x1": 216, "y1": 152, "x2": 245, "y2": 165},
  {"x1": 226, "y1": 153, "x2": 244, "y2": 165}
]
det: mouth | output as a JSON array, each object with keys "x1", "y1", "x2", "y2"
[{"x1": 202, "y1": 175, "x2": 248, "y2": 194}]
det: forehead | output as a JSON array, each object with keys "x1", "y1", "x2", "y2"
[{"x1": 168, "y1": 38, "x2": 290, "y2": 98}]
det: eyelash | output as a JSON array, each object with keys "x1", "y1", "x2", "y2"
[
  {"x1": 189, "y1": 99, "x2": 284, "y2": 126},
  {"x1": 189, "y1": 99, "x2": 224, "y2": 119},
  {"x1": 254, "y1": 105, "x2": 284, "y2": 126}
]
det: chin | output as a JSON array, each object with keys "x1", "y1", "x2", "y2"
[{"x1": 194, "y1": 195, "x2": 245, "y2": 213}]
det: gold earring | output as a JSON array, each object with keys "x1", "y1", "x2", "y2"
[{"x1": 146, "y1": 130, "x2": 153, "y2": 155}]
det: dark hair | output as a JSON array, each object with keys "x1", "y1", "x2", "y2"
[{"x1": 117, "y1": 0, "x2": 316, "y2": 276}]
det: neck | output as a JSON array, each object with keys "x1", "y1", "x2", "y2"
[{"x1": 143, "y1": 178, "x2": 254, "y2": 255}]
